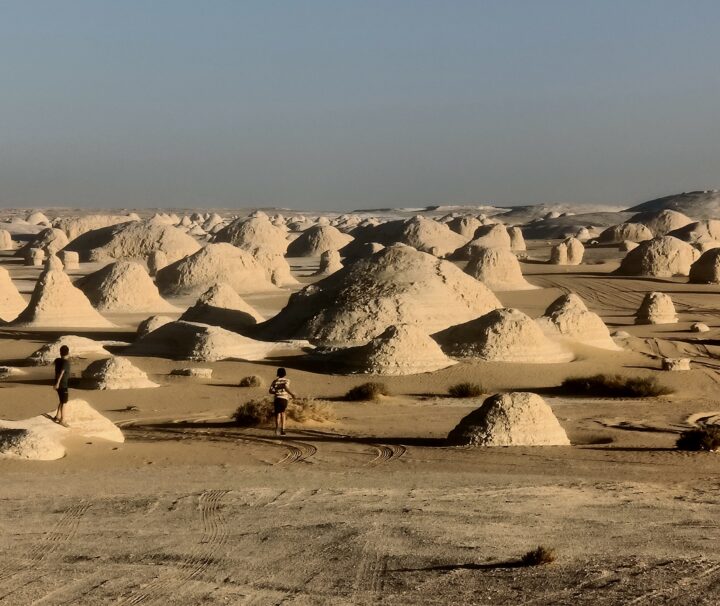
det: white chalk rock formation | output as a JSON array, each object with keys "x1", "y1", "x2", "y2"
[
  {"x1": 464, "y1": 247, "x2": 537, "y2": 291},
  {"x1": 26, "y1": 248, "x2": 45, "y2": 266},
  {"x1": 0, "y1": 229, "x2": 13, "y2": 251},
  {"x1": 635, "y1": 292, "x2": 678, "y2": 325},
  {"x1": 537, "y1": 293, "x2": 620, "y2": 350},
  {"x1": 617, "y1": 236, "x2": 700, "y2": 277},
  {"x1": 44, "y1": 254, "x2": 64, "y2": 270},
  {"x1": 689, "y1": 248, "x2": 720, "y2": 284},
  {"x1": 59, "y1": 250, "x2": 79, "y2": 269},
  {"x1": 328, "y1": 324, "x2": 456, "y2": 376},
  {"x1": 180, "y1": 283, "x2": 263, "y2": 331},
  {"x1": 261, "y1": 245, "x2": 501, "y2": 347},
  {"x1": 549, "y1": 242, "x2": 568, "y2": 265},
  {"x1": 446, "y1": 216, "x2": 482, "y2": 239},
  {"x1": 507, "y1": 226, "x2": 526, "y2": 252},
  {"x1": 82, "y1": 356, "x2": 159, "y2": 389},
  {"x1": 156, "y1": 243, "x2": 276, "y2": 296},
  {"x1": 16, "y1": 228, "x2": 69, "y2": 257},
  {"x1": 76, "y1": 261, "x2": 177, "y2": 313},
  {"x1": 447, "y1": 392, "x2": 570, "y2": 446},
  {"x1": 147, "y1": 250, "x2": 168, "y2": 276},
  {"x1": 53, "y1": 214, "x2": 138, "y2": 241},
  {"x1": 26, "y1": 335, "x2": 122, "y2": 365},
  {"x1": 26, "y1": 211, "x2": 50, "y2": 225},
  {"x1": 128, "y1": 320, "x2": 277, "y2": 362},
  {"x1": 619, "y1": 240, "x2": 639, "y2": 252},
  {"x1": 668, "y1": 220, "x2": 720, "y2": 246},
  {"x1": 64, "y1": 219, "x2": 201, "y2": 264},
  {"x1": 0, "y1": 267, "x2": 26, "y2": 322},
  {"x1": 313, "y1": 250, "x2": 343, "y2": 276},
  {"x1": 451, "y1": 224, "x2": 512, "y2": 259},
  {"x1": 395, "y1": 217, "x2": 467, "y2": 257},
  {"x1": 598, "y1": 222, "x2": 654, "y2": 244},
  {"x1": 13, "y1": 269, "x2": 114, "y2": 328},
  {"x1": 286, "y1": 225, "x2": 354, "y2": 257},
  {"x1": 436, "y1": 308, "x2": 574, "y2": 363},
  {"x1": 0, "y1": 400, "x2": 124, "y2": 460},
  {"x1": 691, "y1": 322, "x2": 710, "y2": 333},
  {"x1": 662, "y1": 358, "x2": 691, "y2": 371},
  {"x1": 564, "y1": 237, "x2": 585, "y2": 264},
  {"x1": 630, "y1": 209, "x2": 693, "y2": 236},
  {"x1": 136, "y1": 315, "x2": 174, "y2": 338}
]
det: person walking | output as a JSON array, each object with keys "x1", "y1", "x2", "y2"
[
  {"x1": 269, "y1": 368, "x2": 296, "y2": 436},
  {"x1": 52, "y1": 345, "x2": 71, "y2": 426}
]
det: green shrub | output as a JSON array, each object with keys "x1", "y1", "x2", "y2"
[
  {"x1": 448, "y1": 382, "x2": 483, "y2": 398},
  {"x1": 561, "y1": 374, "x2": 672, "y2": 397},
  {"x1": 520, "y1": 546, "x2": 556, "y2": 566},
  {"x1": 345, "y1": 382, "x2": 389, "y2": 401},
  {"x1": 239, "y1": 375, "x2": 264, "y2": 388},
  {"x1": 676, "y1": 427, "x2": 720, "y2": 451}
]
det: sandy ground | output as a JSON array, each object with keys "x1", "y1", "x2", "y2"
[{"x1": 0, "y1": 242, "x2": 719, "y2": 605}]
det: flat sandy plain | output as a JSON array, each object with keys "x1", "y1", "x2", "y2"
[{"x1": 0, "y1": 227, "x2": 718, "y2": 605}]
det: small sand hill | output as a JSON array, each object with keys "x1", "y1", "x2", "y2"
[
  {"x1": 435, "y1": 308, "x2": 574, "y2": 363},
  {"x1": 180, "y1": 283, "x2": 263, "y2": 332},
  {"x1": 635, "y1": 292, "x2": 678, "y2": 325},
  {"x1": 0, "y1": 400, "x2": 124, "y2": 460},
  {"x1": 0, "y1": 229, "x2": 13, "y2": 250},
  {"x1": 617, "y1": 236, "x2": 700, "y2": 277},
  {"x1": 156, "y1": 243, "x2": 276, "y2": 296},
  {"x1": 64, "y1": 219, "x2": 201, "y2": 264},
  {"x1": 689, "y1": 248, "x2": 720, "y2": 284},
  {"x1": 392, "y1": 216, "x2": 467, "y2": 257},
  {"x1": 447, "y1": 392, "x2": 570, "y2": 446},
  {"x1": 325, "y1": 324, "x2": 456, "y2": 376},
  {"x1": 260, "y1": 245, "x2": 501, "y2": 347},
  {"x1": 286, "y1": 225, "x2": 354, "y2": 257},
  {"x1": 82, "y1": 356, "x2": 159, "y2": 390},
  {"x1": 212, "y1": 215, "x2": 297, "y2": 286},
  {"x1": 0, "y1": 267, "x2": 26, "y2": 322},
  {"x1": 446, "y1": 216, "x2": 482, "y2": 239},
  {"x1": 15, "y1": 227, "x2": 69, "y2": 257},
  {"x1": 53, "y1": 214, "x2": 138, "y2": 241},
  {"x1": 76, "y1": 261, "x2": 178, "y2": 313},
  {"x1": 26, "y1": 335, "x2": 124, "y2": 366},
  {"x1": 13, "y1": 268, "x2": 114, "y2": 328},
  {"x1": 536, "y1": 293, "x2": 620, "y2": 351},
  {"x1": 128, "y1": 320, "x2": 277, "y2": 362},
  {"x1": 313, "y1": 250, "x2": 343, "y2": 276},
  {"x1": 450, "y1": 224, "x2": 512, "y2": 260},
  {"x1": 598, "y1": 222, "x2": 654, "y2": 244},
  {"x1": 464, "y1": 247, "x2": 537, "y2": 291},
  {"x1": 137, "y1": 315, "x2": 174, "y2": 338},
  {"x1": 668, "y1": 220, "x2": 720, "y2": 246},
  {"x1": 629, "y1": 209, "x2": 693, "y2": 236}
]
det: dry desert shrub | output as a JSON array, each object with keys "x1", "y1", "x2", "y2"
[
  {"x1": 520, "y1": 546, "x2": 557, "y2": 566},
  {"x1": 448, "y1": 382, "x2": 483, "y2": 398},
  {"x1": 676, "y1": 427, "x2": 720, "y2": 451},
  {"x1": 239, "y1": 375, "x2": 264, "y2": 387},
  {"x1": 233, "y1": 397, "x2": 334, "y2": 426},
  {"x1": 561, "y1": 374, "x2": 672, "y2": 397},
  {"x1": 345, "y1": 382, "x2": 389, "y2": 401},
  {"x1": 233, "y1": 398, "x2": 272, "y2": 426}
]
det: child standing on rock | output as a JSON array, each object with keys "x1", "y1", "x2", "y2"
[{"x1": 269, "y1": 368, "x2": 296, "y2": 436}]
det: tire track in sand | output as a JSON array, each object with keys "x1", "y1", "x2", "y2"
[
  {"x1": 0, "y1": 502, "x2": 91, "y2": 602},
  {"x1": 119, "y1": 489, "x2": 229, "y2": 605},
  {"x1": 367, "y1": 443, "x2": 406, "y2": 466}
]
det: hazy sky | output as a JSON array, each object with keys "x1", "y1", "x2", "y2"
[{"x1": 1, "y1": 1, "x2": 719, "y2": 211}]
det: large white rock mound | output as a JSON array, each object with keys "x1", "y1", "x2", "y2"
[
  {"x1": 447, "y1": 216, "x2": 482, "y2": 239},
  {"x1": 180, "y1": 283, "x2": 263, "y2": 331},
  {"x1": 260, "y1": 245, "x2": 501, "y2": 347},
  {"x1": 617, "y1": 236, "x2": 700, "y2": 277},
  {"x1": 507, "y1": 226, "x2": 526, "y2": 252},
  {"x1": 76, "y1": 261, "x2": 178, "y2": 313},
  {"x1": 435, "y1": 308, "x2": 574, "y2": 363},
  {"x1": 313, "y1": 250, "x2": 343, "y2": 276},
  {"x1": 286, "y1": 225, "x2": 354, "y2": 257},
  {"x1": 451, "y1": 224, "x2": 512, "y2": 259},
  {"x1": 53, "y1": 214, "x2": 138, "y2": 241},
  {"x1": 0, "y1": 267, "x2": 26, "y2": 322},
  {"x1": 82, "y1": 356, "x2": 159, "y2": 389},
  {"x1": 598, "y1": 222, "x2": 654, "y2": 244},
  {"x1": 13, "y1": 269, "x2": 114, "y2": 328},
  {"x1": 156, "y1": 243, "x2": 276, "y2": 296},
  {"x1": 630, "y1": 209, "x2": 693, "y2": 236},
  {"x1": 536, "y1": 293, "x2": 620, "y2": 350},
  {"x1": 0, "y1": 229, "x2": 14, "y2": 251},
  {"x1": 447, "y1": 392, "x2": 570, "y2": 446},
  {"x1": 26, "y1": 335, "x2": 122, "y2": 366},
  {"x1": 16, "y1": 228, "x2": 69, "y2": 258},
  {"x1": 393, "y1": 216, "x2": 467, "y2": 257},
  {"x1": 689, "y1": 248, "x2": 720, "y2": 284},
  {"x1": 635, "y1": 292, "x2": 678, "y2": 325},
  {"x1": 464, "y1": 247, "x2": 537, "y2": 291},
  {"x1": 668, "y1": 220, "x2": 720, "y2": 246}
]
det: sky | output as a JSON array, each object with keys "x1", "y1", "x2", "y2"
[{"x1": 1, "y1": 1, "x2": 719, "y2": 211}]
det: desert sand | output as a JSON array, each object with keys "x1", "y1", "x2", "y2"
[{"x1": 0, "y1": 198, "x2": 718, "y2": 605}]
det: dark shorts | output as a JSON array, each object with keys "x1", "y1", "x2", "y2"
[
  {"x1": 273, "y1": 397, "x2": 288, "y2": 414},
  {"x1": 56, "y1": 388, "x2": 69, "y2": 405}
]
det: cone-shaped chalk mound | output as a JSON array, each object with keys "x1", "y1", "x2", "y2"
[
  {"x1": 464, "y1": 247, "x2": 537, "y2": 291},
  {"x1": 617, "y1": 236, "x2": 699, "y2": 277},
  {"x1": 435, "y1": 308, "x2": 574, "y2": 363},
  {"x1": 537, "y1": 293, "x2": 620, "y2": 350},
  {"x1": 180, "y1": 283, "x2": 263, "y2": 332},
  {"x1": 689, "y1": 248, "x2": 720, "y2": 284},
  {"x1": 76, "y1": 261, "x2": 177, "y2": 312},
  {"x1": 0, "y1": 267, "x2": 26, "y2": 322},
  {"x1": 451, "y1": 224, "x2": 511, "y2": 259},
  {"x1": 82, "y1": 356, "x2": 159, "y2": 390},
  {"x1": 313, "y1": 250, "x2": 343, "y2": 276},
  {"x1": 26, "y1": 335, "x2": 122, "y2": 365},
  {"x1": 286, "y1": 225, "x2": 354, "y2": 257},
  {"x1": 635, "y1": 292, "x2": 678, "y2": 325},
  {"x1": 326, "y1": 324, "x2": 456, "y2": 375},
  {"x1": 13, "y1": 269, "x2": 114, "y2": 328},
  {"x1": 447, "y1": 392, "x2": 570, "y2": 446}
]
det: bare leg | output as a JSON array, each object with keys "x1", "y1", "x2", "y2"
[
  {"x1": 280, "y1": 412, "x2": 286, "y2": 434},
  {"x1": 275, "y1": 413, "x2": 280, "y2": 435}
]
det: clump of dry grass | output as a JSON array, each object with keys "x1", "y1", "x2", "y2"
[
  {"x1": 233, "y1": 397, "x2": 334, "y2": 426},
  {"x1": 233, "y1": 398, "x2": 272, "y2": 426},
  {"x1": 561, "y1": 374, "x2": 672, "y2": 397},
  {"x1": 448, "y1": 382, "x2": 483, "y2": 398},
  {"x1": 520, "y1": 546, "x2": 557, "y2": 566},
  {"x1": 239, "y1": 375, "x2": 264, "y2": 388},
  {"x1": 676, "y1": 427, "x2": 720, "y2": 451},
  {"x1": 345, "y1": 382, "x2": 389, "y2": 401}
]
